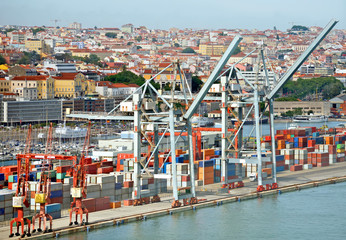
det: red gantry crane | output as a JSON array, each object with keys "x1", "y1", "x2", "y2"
[
  {"x1": 69, "y1": 122, "x2": 91, "y2": 226},
  {"x1": 9, "y1": 125, "x2": 32, "y2": 238},
  {"x1": 32, "y1": 123, "x2": 54, "y2": 234}
]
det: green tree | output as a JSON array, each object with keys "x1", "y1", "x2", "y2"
[
  {"x1": 282, "y1": 77, "x2": 344, "y2": 100},
  {"x1": 174, "y1": 43, "x2": 180, "y2": 47},
  {"x1": 164, "y1": 83, "x2": 171, "y2": 91},
  {"x1": 0, "y1": 54, "x2": 6, "y2": 64},
  {"x1": 182, "y1": 47, "x2": 196, "y2": 54},
  {"x1": 231, "y1": 46, "x2": 241, "y2": 56},
  {"x1": 104, "y1": 70, "x2": 145, "y2": 86},
  {"x1": 127, "y1": 41, "x2": 134, "y2": 45},
  {"x1": 32, "y1": 27, "x2": 45, "y2": 35},
  {"x1": 191, "y1": 76, "x2": 203, "y2": 92},
  {"x1": 55, "y1": 53, "x2": 72, "y2": 62},
  {"x1": 17, "y1": 51, "x2": 41, "y2": 64},
  {"x1": 276, "y1": 96, "x2": 299, "y2": 101},
  {"x1": 135, "y1": 36, "x2": 142, "y2": 42},
  {"x1": 105, "y1": 32, "x2": 117, "y2": 38},
  {"x1": 152, "y1": 38, "x2": 157, "y2": 42},
  {"x1": 291, "y1": 25, "x2": 309, "y2": 31}
]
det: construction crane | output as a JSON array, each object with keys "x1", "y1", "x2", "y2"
[
  {"x1": 9, "y1": 125, "x2": 32, "y2": 238},
  {"x1": 50, "y1": 19, "x2": 60, "y2": 28},
  {"x1": 69, "y1": 122, "x2": 91, "y2": 226}
]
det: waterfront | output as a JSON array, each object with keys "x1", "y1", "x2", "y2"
[{"x1": 61, "y1": 181, "x2": 346, "y2": 240}]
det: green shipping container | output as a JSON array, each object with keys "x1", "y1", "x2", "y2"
[
  {"x1": 337, "y1": 144, "x2": 345, "y2": 149},
  {"x1": 56, "y1": 172, "x2": 66, "y2": 179},
  {"x1": 37, "y1": 170, "x2": 56, "y2": 179},
  {"x1": 8, "y1": 175, "x2": 17, "y2": 183}
]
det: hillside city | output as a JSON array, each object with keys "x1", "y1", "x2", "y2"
[{"x1": 0, "y1": 22, "x2": 346, "y2": 124}]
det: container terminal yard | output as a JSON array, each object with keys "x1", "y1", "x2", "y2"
[{"x1": 0, "y1": 19, "x2": 344, "y2": 239}]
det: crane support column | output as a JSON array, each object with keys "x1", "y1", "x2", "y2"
[
  {"x1": 221, "y1": 76, "x2": 228, "y2": 184},
  {"x1": 132, "y1": 94, "x2": 142, "y2": 204},
  {"x1": 187, "y1": 120, "x2": 196, "y2": 200},
  {"x1": 152, "y1": 124, "x2": 161, "y2": 202},
  {"x1": 254, "y1": 89, "x2": 263, "y2": 187},
  {"x1": 170, "y1": 109, "x2": 179, "y2": 203},
  {"x1": 269, "y1": 98, "x2": 278, "y2": 186}
]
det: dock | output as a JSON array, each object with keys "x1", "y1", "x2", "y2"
[{"x1": 1, "y1": 161, "x2": 345, "y2": 239}]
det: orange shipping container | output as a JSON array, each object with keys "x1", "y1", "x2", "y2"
[{"x1": 110, "y1": 201, "x2": 121, "y2": 209}]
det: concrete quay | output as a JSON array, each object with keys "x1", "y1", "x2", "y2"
[{"x1": 1, "y1": 161, "x2": 346, "y2": 239}]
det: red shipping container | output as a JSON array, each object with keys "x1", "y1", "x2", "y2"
[
  {"x1": 97, "y1": 166, "x2": 114, "y2": 174},
  {"x1": 148, "y1": 178, "x2": 154, "y2": 184},
  {"x1": 124, "y1": 181, "x2": 134, "y2": 188},
  {"x1": 82, "y1": 198, "x2": 96, "y2": 212},
  {"x1": 123, "y1": 199, "x2": 133, "y2": 206},
  {"x1": 56, "y1": 165, "x2": 72, "y2": 173},
  {"x1": 181, "y1": 175, "x2": 190, "y2": 182},
  {"x1": 50, "y1": 197, "x2": 63, "y2": 204},
  {"x1": 101, "y1": 161, "x2": 113, "y2": 167},
  {"x1": 290, "y1": 165, "x2": 303, "y2": 171}
]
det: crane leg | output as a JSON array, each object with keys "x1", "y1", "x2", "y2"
[
  {"x1": 69, "y1": 209, "x2": 73, "y2": 226},
  {"x1": 25, "y1": 218, "x2": 31, "y2": 237},
  {"x1": 20, "y1": 219, "x2": 25, "y2": 238},
  {"x1": 9, "y1": 219, "x2": 15, "y2": 237},
  {"x1": 80, "y1": 209, "x2": 83, "y2": 226},
  {"x1": 38, "y1": 216, "x2": 42, "y2": 232},
  {"x1": 43, "y1": 216, "x2": 47, "y2": 233},
  {"x1": 75, "y1": 210, "x2": 78, "y2": 225},
  {"x1": 46, "y1": 214, "x2": 53, "y2": 232}
]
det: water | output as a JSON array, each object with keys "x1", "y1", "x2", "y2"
[{"x1": 61, "y1": 182, "x2": 346, "y2": 240}]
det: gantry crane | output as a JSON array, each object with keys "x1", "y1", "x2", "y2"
[
  {"x1": 32, "y1": 123, "x2": 54, "y2": 234},
  {"x1": 69, "y1": 122, "x2": 91, "y2": 226},
  {"x1": 9, "y1": 125, "x2": 32, "y2": 238},
  {"x1": 31, "y1": 170, "x2": 53, "y2": 233}
]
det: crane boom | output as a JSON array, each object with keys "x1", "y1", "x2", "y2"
[
  {"x1": 267, "y1": 19, "x2": 338, "y2": 100},
  {"x1": 183, "y1": 36, "x2": 243, "y2": 120}
]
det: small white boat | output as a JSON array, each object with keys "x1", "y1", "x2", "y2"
[{"x1": 292, "y1": 115, "x2": 328, "y2": 123}]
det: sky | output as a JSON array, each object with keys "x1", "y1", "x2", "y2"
[{"x1": 1, "y1": 0, "x2": 345, "y2": 31}]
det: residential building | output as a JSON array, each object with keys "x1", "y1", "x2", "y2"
[
  {"x1": 121, "y1": 24, "x2": 134, "y2": 34},
  {"x1": 24, "y1": 39, "x2": 49, "y2": 55},
  {"x1": 11, "y1": 75, "x2": 54, "y2": 99},
  {"x1": 199, "y1": 43, "x2": 228, "y2": 56},
  {"x1": 69, "y1": 22, "x2": 82, "y2": 29},
  {"x1": 0, "y1": 78, "x2": 11, "y2": 93},
  {"x1": 53, "y1": 73, "x2": 86, "y2": 98}
]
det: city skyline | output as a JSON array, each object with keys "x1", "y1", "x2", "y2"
[{"x1": 1, "y1": 0, "x2": 345, "y2": 30}]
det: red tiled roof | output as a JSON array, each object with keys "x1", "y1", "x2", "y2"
[{"x1": 11, "y1": 76, "x2": 48, "y2": 81}]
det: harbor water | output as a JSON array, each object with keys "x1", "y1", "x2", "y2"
[{"x1": 61, "y1": 181, "x2": 346, "y2": 240}]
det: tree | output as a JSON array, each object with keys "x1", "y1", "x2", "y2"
[
  {"x1": 282, "y1": 77, "x2": 344, "y2": 100},
  {"x1": 104, "y1": 70, "x2": 145, "y2": 86},
  {"x1": 152, "y1": 38, "x2": 157, "y2": 42},
  {"x1": 291, "y1": 25, "x2": 309, "y2": 32},
  {"x1": 135, "y1": 36, "x2": 142, "y2": 42},
  {"x1": 137, "y1": 46, "x2": 142, "y2": 50},
  {"x1": 164, "y1": 83, "x2": 171, "y2": 91},
  {"x1": 88, "y1": 54, "x2": 101, "y2": 65},
  {"x1": 182, "y1": 47, "x2": 196, "y2": 54},
  {"x1": 191, "y1": 76, "x2": 203, "y2": 92},
  {"x1": 32, "y1": 27, "x2": 45, "y2": 35},
  {"x1": 276, "y1": 97, "x2": 299, "y2": 101},
  {"x1": 0, "y1": 54, "x2": 6, "y2": 64},
  {"x1": 105, "y1": 32, "x2": 117, "y2": 38},
  {"x1": 55, "y1": 53, "x2": 72, "y2": 62},
  {"x1": 17, "y1": 51, "x2": 41, "y2": 65},
  {"x1": 174, "y1": 43, "x2": 180, "y2": 47},
  {"x1": 231, "y1": 46, "x2": 241, "y2": 56},
  {"x1": 127, "y1": 41, "x2": 134, "y2": 45}
]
